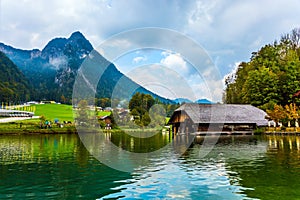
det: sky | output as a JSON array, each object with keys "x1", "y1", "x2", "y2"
[{"x1": 0, "y1": 0, "x2": 300, "y2": 102}]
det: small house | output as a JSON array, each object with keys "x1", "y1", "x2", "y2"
[
  {"x1": 168, "y1": 103, "x2": 268, "y2": 134},
  {"x1": 99, "y1": 115, "x2": 112, "y2": 129}
]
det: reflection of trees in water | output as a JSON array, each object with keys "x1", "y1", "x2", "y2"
[
  {"x1": 181, "y1": 135, "x2": 300, "y2": 200},
  {"x1": 109, "y1": 131, "x2": 170, "y2": 153},
  {"x1": 266, "y1": 135, "x2": 300, "y2": 151},
  {"x1": 225, "y1": 135, "x2": 300, "y2": 200},
  {"x1": 0, "y1": 134, "x2": 81, "y2": 164}
]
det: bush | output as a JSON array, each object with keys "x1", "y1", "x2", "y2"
[{"x1": 254, "y1": 128, "x2": 264, "y2": 135}]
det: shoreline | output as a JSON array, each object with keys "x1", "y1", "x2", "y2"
[
  {"x1": 1, "y1": 128, "x2": 300, "y2": 136},
  {"x1": 0, "y1": 126, "x2": 77, "y2": 135}
]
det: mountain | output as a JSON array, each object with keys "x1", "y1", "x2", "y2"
[
  {"x1": 0, "y1": 31, "x2": 173, "y2": 104},
  {"x1": 195, "y1": 99, "x2": 214, "y2": 104},
  {"x1": 173, "y1": 98, "x2": 193, "y2": 104},
  {"x1": 0, "y1": 31, "x2": 93, "y2": 101},
  {"x1": 73, "y1": 49, "x2": 174, "y2": 104},
  {"x1": 0, "y1": 51, "x2": 32, "y2": 103}
]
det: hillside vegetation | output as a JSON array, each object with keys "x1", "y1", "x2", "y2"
[
  {"x1": 0, "y1": 51, "x2": 31, "y2": 102},
  {"x1": 224, "y1": 28, "x2": 300, "y2": 110}
]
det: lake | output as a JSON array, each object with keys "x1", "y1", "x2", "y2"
[{"x1": 0, "y1": 133, "x2": 299, "y2": 199}]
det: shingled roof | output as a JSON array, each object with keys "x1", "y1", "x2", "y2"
[{"x1": 170, "y1": 103, "x2": 268, "y2": 126}]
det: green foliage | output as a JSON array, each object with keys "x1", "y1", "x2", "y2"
[
  {"x1": 141, "y1": 112, "x2": 151, "y2": 127},
  {"x1": 129, "y1": 92, "x2": 155, "y2": 112},
  {"x1": 149, "y1": 104, "x2": 166, "y2": 128},
  {"x1": 0, "y1": 51, "x2": 32, "y2": 103},
  {"x1": 127, "y1": 92, "x2": 179, "y2": 129},
  {"x1": 95, "y1": 98, "x2": 112, "y2": 108},
  {"x1": 99, "y1": 120, "x2": 106, "y2": 128},
  {"x1": 224, "y1": 28, "x2": 300, "y2": 107},
  {"x1": 39, "y1": 115, "x2": 46, "y2": 123},
  {"x1": 254, "y1": 127, "x2": 265, "y2": 135},
  {"x1": 165, "y1": 103, "x2": 179, "y2": 117},
  {"x1": 129, "y1": 92, "x2": 156, "y2": 127}
]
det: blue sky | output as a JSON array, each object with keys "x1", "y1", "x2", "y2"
[{"x1": 0, "y1": 0, "x2": 300, "y2": 102}]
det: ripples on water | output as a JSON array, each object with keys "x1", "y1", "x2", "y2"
[
  {"x1": 0, "y1": 134, "x2": 300, "y2": 199},
  {"x1": 100, "y1": 136, "x2": 262, "y2": 200}
]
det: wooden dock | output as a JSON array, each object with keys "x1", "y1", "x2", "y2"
[
  {"x1": 265, "y1": 131, "x2": 300, "y2": 136},
  {"x1": 177, "y1": 131, "x2": 254, "y2": 136}
]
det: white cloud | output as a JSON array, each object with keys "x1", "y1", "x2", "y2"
[
  {"x1": 0, "y1": 0, "x2": 193, "y2": 49},
  {"x1": 125, "y1": 64, "x2": 197, "y2": 101},
  {"x1": 160, "y1": 52, "x2": 189, "y2": 75},
  {"x1": 184, "y1": 73, "x2": 223, "y2": 102},
  {"x1": 1, "y1": 0, "x2": 300, "y2": 102},
  {"x1": 49, "y1": 56, "x2": 68, "y2": 69},
  {"x1": 132, "y1": 56, "x2": 147, "y2": 64}
]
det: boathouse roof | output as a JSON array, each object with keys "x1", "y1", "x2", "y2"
[{"x1": 169, "y1": 103, "x2": 268, "y2": 126}]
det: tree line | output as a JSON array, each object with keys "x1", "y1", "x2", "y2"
[
  {"x1": 224, "y1": 28, "x2": 300, "y2": 110},
  {"x1": 128, "y1": 92, "x2": 178, "y2": 128},
  {"x1": 224, "y1": 28, "x2": 300, "y2": 126}
]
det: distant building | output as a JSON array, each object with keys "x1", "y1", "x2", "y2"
[
  {"x1": 118, "y1": 110, "x2": 129, "y2": 119},
  {"x1": 25, "y1": 101, "x2": 39, "y2": 105},
  {"x1": 40, "y1": 100, "x2": 56, "y2": 104},
  {"x1": 104, "y1": 107, "x2": 113, "y2": 112},
  {"x1": 99, "y1": 115, "x2": 112, "y2": 129},
  {"x1": 168, "y1": 103, "x2": 268, "y2": 134}
]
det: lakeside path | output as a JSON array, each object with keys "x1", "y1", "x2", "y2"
[{"x1": 0, "y1": 116, "x2": 40, "y2": 123}]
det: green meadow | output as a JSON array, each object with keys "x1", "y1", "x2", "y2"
[
  {"x1": 0, "y1": 103, "x2": 113, "y2": 134},
  {"x1": 34, "y1": 104, "x2": 74, "y2": 122},
  {"x1": 32, "y1": 104, "x2": 111, "y2": 122}
]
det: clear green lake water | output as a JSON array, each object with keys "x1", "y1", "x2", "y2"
[{"x1": 0, "y1": 133, "x2": 299, "y2": 199}]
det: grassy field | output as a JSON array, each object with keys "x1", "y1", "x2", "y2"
[
  {"x1": 0, "y1": 103, "x2": 111, "y2": 134},
  {"x1": 32, "y1": 104, "x2": 111, "y2": 122},
  {"x1": 34, "y1": 104, "x2": 74, "y2": 122}
]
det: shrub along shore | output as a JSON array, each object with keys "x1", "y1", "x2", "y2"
[{"x1": 0, "y1": 120, "x2": 77, "y2": 135}]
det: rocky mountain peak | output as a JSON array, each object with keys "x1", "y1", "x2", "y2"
[
  {"x1": 69, "y1": 31, "x2": 85, "y2": 40},
  {"x1": 41, "y1": 38, "x2": 68, "y2": 58}
]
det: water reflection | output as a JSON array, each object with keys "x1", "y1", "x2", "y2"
[
  {"x1": 267, "y1": 135, "x2": 300, "y2": 151},
  {"x1": 79, "y1": 130, "x2": 194, "y2": 172},
  {"x1": 0, "y1": 134, "x2": 79, "y2": 165},
  {"x1": 100, "y1": 135, "x2": 300, "y2": 200},
  {"x1": 0, "y1": 134, "x2": 300, "y2": 199},
  {"x1": 0, "y1": 134, "x2": 131, "y2": 199},
  {"x1": 224, "y1": 135, "x2": 300, "y2": 200}
]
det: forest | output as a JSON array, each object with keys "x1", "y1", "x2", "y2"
[
  {"x1": 224, "y1": 28, "x2": 300, "y2": 108},
  {"x1": 0, "y1": 51, "x2": 32, "y2": 103},
  {"x1": 224, "y1": 28, "x2": 300, "y2": 126}
]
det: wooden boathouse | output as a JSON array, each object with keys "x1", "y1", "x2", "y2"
[{"x1": 168, "y1": 103, "x2": 268, "y2": 135}]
